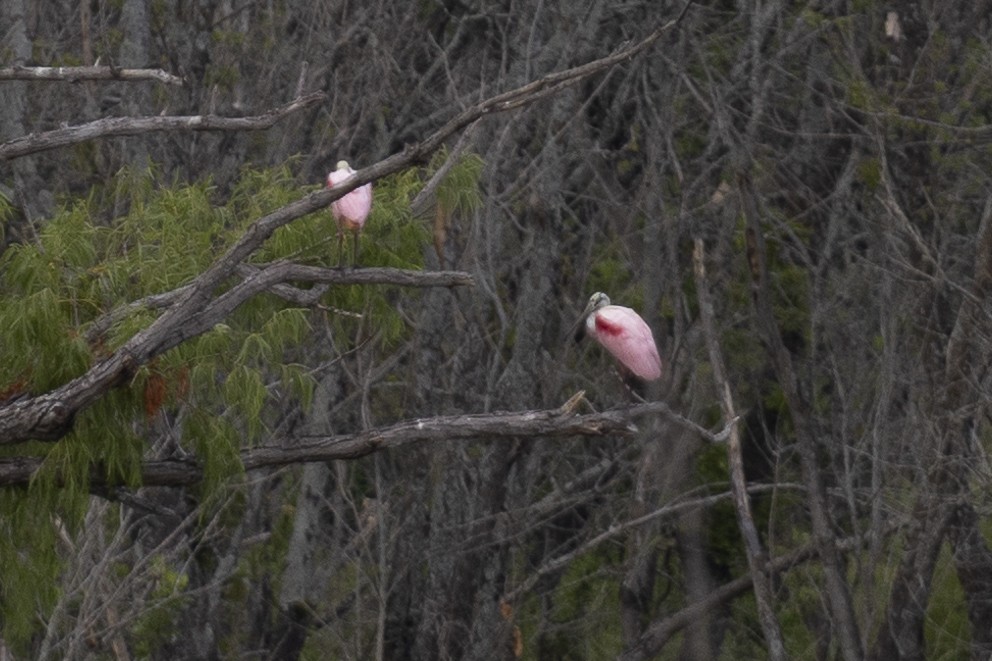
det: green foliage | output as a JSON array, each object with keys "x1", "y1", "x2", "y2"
[
  {"x1": 925, "y1": 546, "x2": 971, "y2": 660},
  {"x1": 0, "y1": 286, "x2": 93, "y2": 392},
  {"x1": 433, "y1": 149, "x2": 485, "y2": 219},
  {"x1": 182, "y1": 403, "x2": 244, "y2": 496},
  {"x1": 0, "y1": 488, "x2": 63, "y2": 653},
  {"x1": 0, "y1": 164, "x2": 300, "y2": 644},
  {"x1": 518, "y1": 544, "x2": 625, "y2": 659},
  {"x1": 130, "y1": 555, "x2": 191, "y2": 657},
  {"x1": 0, "y1": 155, "x2": 479, "y2": 649},
  {"x1": 35, "y1": 388, "x2": 146, "y2": 489},
  {"x1": 856, "y1": 157, "x2": 882, "y2": 190}
]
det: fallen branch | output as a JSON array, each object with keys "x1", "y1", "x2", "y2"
[
  {"x1": 0, "y1": 92, "x2": 325, "y2": 160},
  {"x1": 0, "y1": 65, "x2": 183, "y2": 86}
]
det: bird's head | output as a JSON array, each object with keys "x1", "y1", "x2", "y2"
[
  {"x1": 586, "y1": 292, "x2": 611, "y2": 311},
  {"x1": 572, "y1": 292, "x2": 612, "y2": 343},
  {"x1": 336, "y1": 160, "x2": 351, "y2": 171}
]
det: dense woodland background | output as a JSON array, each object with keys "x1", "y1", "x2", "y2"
[{"x1": 3, "y1": 0, "x2": 992, "y2": 659}]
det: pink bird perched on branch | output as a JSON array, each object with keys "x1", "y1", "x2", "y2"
[
  {"x1": 574, "y1": 292, "x2": 662, "y2": 383},
  {"x1": 327, "y1": 160, "x2": 372, "y2": 266}
]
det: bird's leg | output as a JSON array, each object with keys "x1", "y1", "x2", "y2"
[
  {"x1": 614, "y1": 367, "x2": 648, "y2": 403},
  {"x1": 352, "y1": 229, "x2": 360, "y2": 268},
  {"x1": 336, "y1": 228, "x2": 346, "y2": 268},
  {"x1": 627, "y1": 385, "x2": 648, "y2": 404}
]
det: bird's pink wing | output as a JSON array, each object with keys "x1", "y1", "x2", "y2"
[
  {"x1": 339, "y1": 183, "x2": 372, "y2": 227},
  {"x1": 327, "y1": 171, "x2": 372, "y2": 227},
  {"x1": 592, "y1": 306, "x2": 662, "y2": 380}
]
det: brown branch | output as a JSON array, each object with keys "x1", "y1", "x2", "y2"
[
  {"x1": 692, "y1": 239, "x2": 786, "y2": 660},
  {"x1": 84, "y1": 264, "x2": 474, "y2": 343},
  {"x1": 0, "y1": 65, "x2": 184, "y2": 85},
  {"x1": 136, "y1": 263, "x2": 476, "y2": 354},
  {"x1": 0, "y1": 400, "x2": 722, "y2": 486},
  {"x1": 0, "y1": 6, "x2": 692, "y2": 446},
  {"x1": 0, "y1": 92, "x2": 325, "y2": 160},
  {"x1": 0, "y1": 403, "x2": 647, "y2": 487}
]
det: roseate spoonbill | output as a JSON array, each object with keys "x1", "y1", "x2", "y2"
[
  {"x1": 327, "y1": 160, "x2": 372, "y2": 266},
  {"x1": 574, "y1": 292, "x2": 662, "y2": 382}
]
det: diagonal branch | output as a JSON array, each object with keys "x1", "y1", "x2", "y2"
[
  {"x1": 0, "y1": 92, "x2": 325, "y2": 160},
  {"x1": 0, "y1": 65, "x2": 183, "y2": 86},
  {"x1": 693, "y1": 238, "x2": 786, "y2": 660},
  {"x1": 137, "y1": 263, "x2": 476, "y2": 354},
  {"x1": 0, "y1": 266, "x2": 473, "y2": 445}
]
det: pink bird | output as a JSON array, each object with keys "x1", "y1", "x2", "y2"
[
  {"x1": 326, "y1": 160, "x2": 372, "y2": 266},
  {"x1": 574, "y1": 292, "x2": 662, "y2": 382}
]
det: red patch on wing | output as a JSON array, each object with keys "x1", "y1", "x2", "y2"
[{"x1": 594, "y1": 314, "x2": 624, "y2": 337}]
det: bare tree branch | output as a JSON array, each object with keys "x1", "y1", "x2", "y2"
[
  {"x1": 692, "y1": 238, "x2": 786, "y2": 660},
  {"x1": 0, "y1": 403, "x2": 645, "y2": 486},
  {"x1": 0, "y1": 265, "x2": 473, "y2": 445},
  {"x1": 0, "y1": 398, "x2": 725, "y2": 486},
  {"x1": 85, "y1": 264, "x2": 474, "y2": 343},
  {"x1": 0, "y1": 65, "x2": 184, "y2": 85},
  {"x1": 0, "y1": 92, "x2": 325, "y2": 160}
]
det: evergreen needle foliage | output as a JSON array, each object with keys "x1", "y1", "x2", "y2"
[{"x1": 0, "y1": 153, "x2": 484, "y2": 651}]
